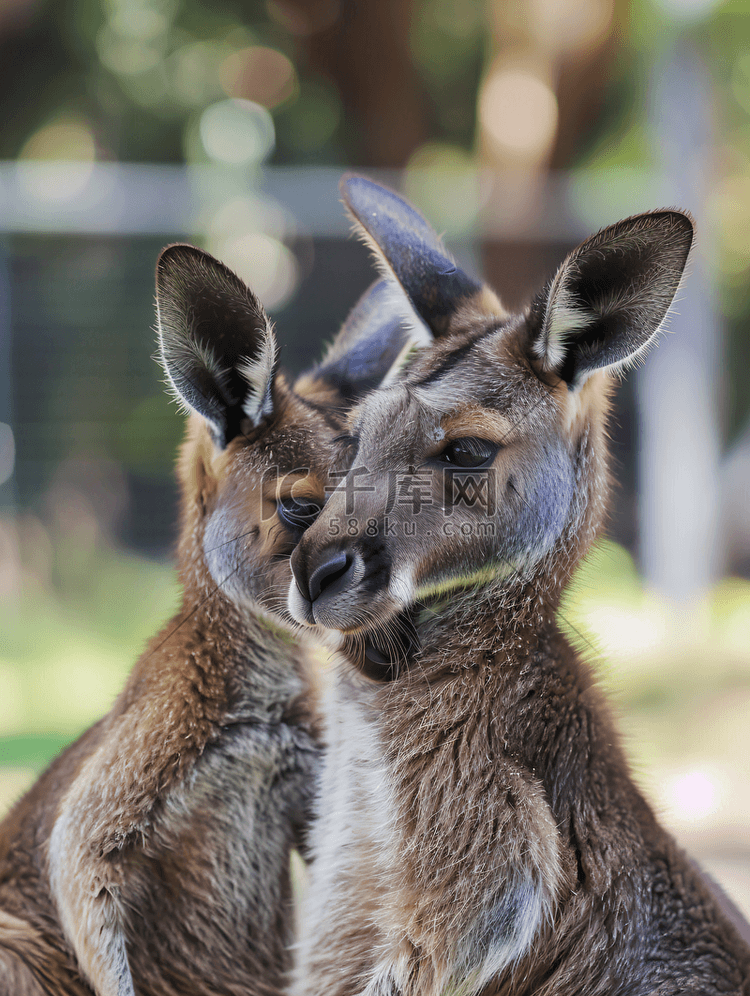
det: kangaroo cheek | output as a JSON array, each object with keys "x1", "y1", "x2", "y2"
[
  {"x1": 506, "y1": 445, "x2": 575, "y2": 563},
  {"x1": 203, "y1": 505, "x2": 263, "y2": 603}
]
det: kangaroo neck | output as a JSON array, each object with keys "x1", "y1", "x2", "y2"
[
  {"x1": 345, "y1": 566, "x2": 560, "y2": 683},
  {"x1": 362, "y1": 572, "x2": 652, "y2": 899},
  {"x1": 122, "y1": 584, "x2": 316, "y2": 733},
  {"x1": 423, "y1": 571, "x2": 557, "y2": 655}
]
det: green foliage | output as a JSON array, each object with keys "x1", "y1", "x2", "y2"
[
  {"x1": 273, "y1": 76, "x2": 343, "y2": 163},
  {"x1": 0, "y1": 733, "x2": 78, "y2": 769},
  {"x1": 0, "y1": 540, "x2": 179, "y2": 742},
  {"x1": 116, "y1": 395, "x2": 185, "y2": 479},
  {"x1": 0, "y1": 0, "x2": 345, "y2": 164},
  {"x1": 560, "y1": 539, "x2": 750, "y2": 705},
  {"x1": 411, "y1": 0, "x2": 484, "y2": 150}
]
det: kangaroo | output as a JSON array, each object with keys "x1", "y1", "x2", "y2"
[
  {"x1": 0, "y1": 245, "x2": 416, "y2": 996},
  {"x1": 287, "y1": 176, "x2": 750, "y2": 996}
]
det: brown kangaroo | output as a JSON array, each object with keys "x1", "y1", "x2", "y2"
[
  {"x1": 0, "y1": 246, "x2": 416, "y2": 996},
  {"x1": 287, "y1": 176, "x2": 750, "y2": 996}
]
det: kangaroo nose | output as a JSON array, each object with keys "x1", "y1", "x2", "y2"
[{"x1": 307, "y1": 550, "x2": 354, "y2": 603}]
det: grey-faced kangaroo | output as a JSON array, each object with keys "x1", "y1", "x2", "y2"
[
  {"x1": 287, "y1": 176, "x2": 750, "y2": 996},
  {"x1": 0, "y1": 245, "x2": 415, "y2": 996}
]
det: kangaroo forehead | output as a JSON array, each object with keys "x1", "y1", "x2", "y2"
[
  {"x1": 227, "y1": 399, "x2": 342, "y2": 475},
  {"x1": 403, "y1": 326, "x2": 537, "y2": 415},
  {"x1": 351, "y1": 365, "x2": 546, "y2": 458}
]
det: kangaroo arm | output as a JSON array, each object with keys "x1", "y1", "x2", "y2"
[
  {"x1": 47, "y1": 704, "x2": 164, "y2": 996},
  {"x1": 0, "y1": 909, "x2": 92, "y2": 996},
  {"x1": 48, "y1": 795, "x2": 134, "y2": 996},
  {"x1": 47, "y1": 691, "x2": 206, "y2": 996}
]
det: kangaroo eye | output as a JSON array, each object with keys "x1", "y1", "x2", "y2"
[
  {"x1": 440, "y1": 437, "x2": 497, "y2": 468},
  {"x1": 277, "y1": 496, "x2": 322, "y2": 535}
]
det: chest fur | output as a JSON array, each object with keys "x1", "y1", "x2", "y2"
[
  {"x1": 312, "y1": 674, "x2": 568, "y2": 996},
  {"x1": 121, "y1": 720, "x2": 320, "y2": 985}
]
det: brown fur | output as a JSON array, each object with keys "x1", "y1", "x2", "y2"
[
  {"x1": 0, "y1": 244, "x2": 414, "y2": 995},
  {"x1": 0, "y1": 394, "x2": 334, "y2": 996},
  {"x1": 287, "y1": 184, "x2": 750, "y2": 995}
]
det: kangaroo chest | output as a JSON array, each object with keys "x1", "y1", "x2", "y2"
[
  {"x1": 121, "y1": 717, "x2": 320, "y2": 991},
  {"x1": 310, "y1": 671, "x2": 566, "y2": 996}
]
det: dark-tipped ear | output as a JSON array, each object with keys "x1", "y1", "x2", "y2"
[
  {"x1": 311, "y1": 280, "x2": 430, "y2": 399},
  {"x1": 156, "y1": 244, "x2": 277, "y2": 447},
  {"x1": 340, "y1": 174, "x2": 483, "y2": 336},
  {"x1": 530, "y1": 210, "x2": 694, "y2": 388}
]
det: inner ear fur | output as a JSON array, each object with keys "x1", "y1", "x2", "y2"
[
  {"x1": 529, "y1": 210, "x2": 694, "y2": 388},
  {"x1": 303, "y1": 279, "x2": 431, "y2": 401},
  {"x1": 156, "y1": 244, "x2": 277, "y2": 448}
]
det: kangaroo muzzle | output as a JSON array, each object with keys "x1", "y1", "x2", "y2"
[{"x1": 289, "y1": 542, "x2": 370, "y2": 630}]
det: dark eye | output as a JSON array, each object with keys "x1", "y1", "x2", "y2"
[
  {"x1": 334, "y1": 431, "x2": 360, "y2": 464},
  {"x1": 439, "y1": 437, "x2": 498, "y2": 468},
  {"x1": 277, "y1": 496, "x2": 322, "y2": 535}
]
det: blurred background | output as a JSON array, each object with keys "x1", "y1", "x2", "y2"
[{"x1": 0, "y1": 0, "x2": 749, "y2": 915}]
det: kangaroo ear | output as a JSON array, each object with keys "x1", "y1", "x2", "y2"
[
  {"x1": 156, "y1": 244, "x2": 277, "y2": 447},
  {"x1": 530, "y1": 211, "x2": 694, "y2": 388},
  {"x1": 311, "y1": 280, "x2": 430, "y2": 399},
  {"x1": 340, "y1": 174, "x2": 486, "y2": 336}
]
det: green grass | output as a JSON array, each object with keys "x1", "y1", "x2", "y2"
[
  {"x1": 0, "y1": 535, "x2": 180, "y2": 813},
  {"x1": 0, "y1": 536, "x2": 179, "y2": 746},
  {"x1": 0, "y1": 733, "x2": 76, "y2": 768}
]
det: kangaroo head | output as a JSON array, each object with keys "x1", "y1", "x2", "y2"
[
  {"x1": 156, "y1": 243, "x2": 416, "y2": 620},
  {"x1": 288, "y1": 176, "x2": 693, "y2": 643}
]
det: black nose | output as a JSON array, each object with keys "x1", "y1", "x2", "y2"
[{"x1": 307, "y1": 550, "x2": 354, "y2": 603}]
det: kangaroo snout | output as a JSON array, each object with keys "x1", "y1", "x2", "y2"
[
  {"x1": 307, "y1": 550, "x2": 354, "y2": 602},
  {"x1": 289, "y1": 543, "x2": 366, "y2": 629}
]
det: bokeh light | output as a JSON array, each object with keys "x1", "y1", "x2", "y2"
[
  {"x1": 220, "y1": 46, "x2": 297, "y2": 109},
  {"x1": 480, "y1": 62, "x2": 559, "y2": 163},
  {"x1": 199, "y1": 99, "x2": 275, "y2": 165},
  {"x1": 17, "y1": 115, "x2": 97, "y2": 203},
  {"x1": 668, "y1": 770, "x2": 721, "y2": 821},
  {"x1": 404, "y1": 142, "x2": 479, "y2": 237},
  {"x1": 530, "y1": 0, "x2": 613, "y2": 54},
  {"x1": 19, "y1": 115, "x2": 96, "y2": 162},
  {"x1": 208, "y1": 231, "x2": 299, "y2": 311}
]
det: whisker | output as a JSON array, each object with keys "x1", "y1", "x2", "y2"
[{"x1": 204, "y1": 526, "x2": 261, "y2": 555}]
